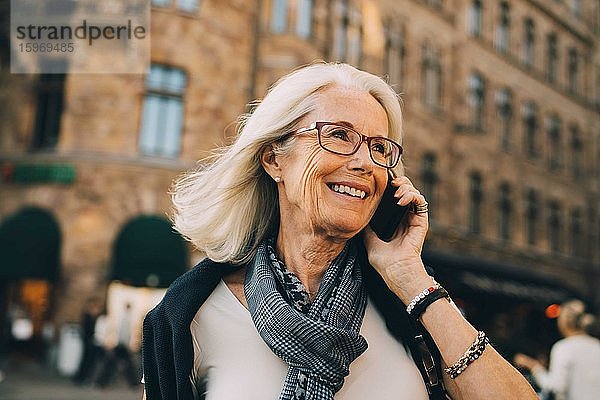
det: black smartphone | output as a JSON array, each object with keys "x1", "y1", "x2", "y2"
[{"x1": 369, "y1": 171, "x2": 411, "y2": 242}]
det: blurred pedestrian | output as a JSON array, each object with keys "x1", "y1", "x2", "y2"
[
  {"x1": 96, "y1": 303, "x2": 139, "y2": 388},
  {"x1": 73, "y1": 298, "x2": 104, "y2": 385},
  {"x1": 514, "y1": 299, "x2": 600, "y2": 400}
]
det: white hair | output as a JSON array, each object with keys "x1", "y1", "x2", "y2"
[
  {"x1": 171, "y1": 62, "x2": 404, "y2": 264},
  {"x1": 560, "y1": 299, "x2": 595, "y2": 333}
]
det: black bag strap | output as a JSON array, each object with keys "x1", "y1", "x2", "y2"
[
  {"x1": 359, "y1": 254, "x2": 449, "y2": 400},
  {"x1": 406, "y1": 323, "x2": 450, "y2": 400}
]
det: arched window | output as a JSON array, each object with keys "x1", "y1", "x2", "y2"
[
  {"x1": 498, "y1": 183, "x2": 512, "y2": 241},
  {"x1": 523, "y1": 18, "x2": 535, "y2": 68},
  {"x1": 525, "y1": 189, "x2": 538, "y2": 245},
  {"x1": 0, "y1": 207, "x2": 60, "y2": 281},
  {"x1": 468, "y1": 72, "x2": 485, "y2": 131},
  {"x1": 469, "y1": 172, "x2": 483, "y2": 233},
  {"x1": 421, "y1": 42, "x2": 442, "y2": 109},
  {"x1": 421, "y1": 153, "x2": 439, "y2": 220},
  {"x1": 495, "y1": 2, "x2": 510, "y2": 53},
  {"x1": 547, "y1": 115, "x2": 562, "y2": 171},
  {"x1": 522, "y1": 101, "x2": 538, "y2": 158},
  {"x1": 496, "y1": 88, "x2": 512, "y2": 150},
  {"x1": 112, "y1": 216, "x2": 188, "y2": 287}
]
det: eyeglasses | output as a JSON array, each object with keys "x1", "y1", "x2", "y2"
[{"x1": 287, "y1": 122, "x2": 403, "y2": 168}]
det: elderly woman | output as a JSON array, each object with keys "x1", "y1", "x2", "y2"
[
  {"x1": 514, "y1": 300, "x2": 600, "y2": 400},
  {"x1": 142, "y1": 63, "x2": 537, "y2": 400}
]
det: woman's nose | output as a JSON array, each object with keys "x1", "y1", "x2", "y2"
[{"x1": 347, "y1": 141, "x2": 374, "y2": 173}]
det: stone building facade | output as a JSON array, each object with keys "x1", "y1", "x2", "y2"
[{"x1": 0, "y1": 0, "x2": 599, "y2": 357}]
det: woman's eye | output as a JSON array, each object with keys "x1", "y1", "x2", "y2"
[
  {"x1": 331, "y1": 129, "x2": 350, "y2": 141},
  {"x1": 371, "y1": 143, "x2": 386, "y2": 154}
]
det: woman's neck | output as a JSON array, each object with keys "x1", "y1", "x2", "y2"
[{"x1": 275, "y1": 225, "x2": 347, "y2": 297}]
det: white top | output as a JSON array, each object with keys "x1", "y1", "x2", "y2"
[
  {"x1": 191, "y1": 280, "x2": 429, "y2": 400},
  {"x1": 533, "y1": 334, "x2": 600, "y2": 400}
]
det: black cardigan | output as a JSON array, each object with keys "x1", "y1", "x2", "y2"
[{"x1": 142, "y1": 257, "x2": 447, "y2": 400}]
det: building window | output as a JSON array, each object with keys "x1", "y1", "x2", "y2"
[
  {"x1": 421, "y1": 42, "x2": 442, "y2": 110},
  {"x1": 568, "y1": 47, "x2": 579, "y2": 94},
  {"x1": 548, "y1": 201, "x2": 562, "y2": 253},
  {"x1": 570, "y1": 208, "x2": 583, "y2": 257},
  {"x1": 496, "y1": 88, "x2": 512, "y2": 150},
  {"x1": 296, "y1": 0, "x2": 313, "y2": 38},
  {"x1": 270, "y1": 0, "x2": 313, "y2": 37},
  {"x1": 176, "y1": 0, "x2": 198, "y2": 12},
  {"x1": 332, "y1": 0, "x2": 362, "y2": 65},
  {"x1": 271, "y1": 0, "x2": 288, "y2": 33},
  {"x1": 526, "y1": 189, "x2": 538, "y2": 245},
  {"x1": 495, "y1": 1, "x2": 510, "y2": 53},
  {"x1": 468, "y1": 72, "x2": 485, "y2": 131},
  {"x1": 547, "y1": 115, "x2": 562, "y2": 171},
  {"x1": 139, "y1": 64, "x2": 187, "y2": 158},
  {"x1": 469, "y1": 172, "x2": 483, "y2": 233},
  {"x1": 571, "y1": 0, "x2": 582, "y2": 17},
  {"x1": 546, "y1": 33, "x2": 558, "y2": 83},
  {"x1": 421, "y1": 153, "x2": 438, "y2": 220},
  {"x1": 498, "y1": 183, "x2": 512, "y2": 241},
  {"x1": 32, "y1": 73, "x2": 66, "y2": 150},
  {"x1": 596, "y1": 66, "x2": 600, "y2": 108},
  {"x1": 522, "y1": 18, "x2": 535, "y2": 69},
  {"x1": 151, "y1": 0, "x2": 170, "y2": 7},
  {"x1": 384, "y1": 20, "x2": 405, "y2": 91},
  {"x1": 467, "y1": 0, "x2": 482, "y2": 38},
  {"x1": 570, "y1": 124, "x2": 583, "y2": 180},
  {"x1": 522, "y1": 101, "x2": 538, "y2": 158},
  {"x1": 425, "y1": 0, "x2": 443, "y2": 8},
  {"x1": 151, "y1": 0, "x2": 198, "y2": 12}
]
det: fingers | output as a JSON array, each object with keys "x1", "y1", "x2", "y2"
[{"x1": 391, "y1": 176, "x2": 427, "y2": 208}]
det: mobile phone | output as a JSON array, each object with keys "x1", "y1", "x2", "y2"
[{"x1": 369, "y1": 171, "x2": 411, "y2": 242}]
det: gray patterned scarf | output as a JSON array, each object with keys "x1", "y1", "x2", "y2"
[{"x1": 244, "y1": 237, "x2": 368, "y2": 400}]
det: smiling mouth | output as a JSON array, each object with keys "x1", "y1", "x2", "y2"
[{"x1": 327, "y1": 183, "x2": 367, "y2": 199}]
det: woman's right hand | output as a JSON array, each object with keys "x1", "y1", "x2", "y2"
[{"x1": 363, "y1": 176, "x2": 432, "y2": 303}]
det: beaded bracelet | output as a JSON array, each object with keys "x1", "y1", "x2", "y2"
[
  {"x1": 408, "y1": 287, "x2": 450, "y2": 321},
  {"x1": 406, "y1": 282, "x2": 441, "y2": 314},
  {"x1": 444, "y1": 331, "x2": 489, "y2": 379}
]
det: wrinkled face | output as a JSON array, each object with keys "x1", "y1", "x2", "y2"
[{"x1": 276, "y1": 86, "x2": 391, "y2": 238}]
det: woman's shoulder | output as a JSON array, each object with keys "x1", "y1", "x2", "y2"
[{"x1": 147, "y1": 258, "x2": 242, "y2": 325}]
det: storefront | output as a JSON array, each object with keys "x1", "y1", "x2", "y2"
[
  {"x1": 423, "y1": 250, "x2": 578, "y2": 361},
  {"x1": 0, "y1": 207, "x2": 60, "y2": 358}
]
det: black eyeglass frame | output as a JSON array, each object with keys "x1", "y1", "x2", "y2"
[{"x1": 286, "y1": 121, "x2": 403, "y2": 169}]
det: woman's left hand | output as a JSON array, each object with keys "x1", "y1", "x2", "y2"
[{"x1": 363, "y1": 175, "x2": 432, "y2": 302}]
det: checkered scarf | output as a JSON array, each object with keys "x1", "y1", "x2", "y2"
[{"x1": 244, "y1": 237, "x2": 368, "y2": 400}]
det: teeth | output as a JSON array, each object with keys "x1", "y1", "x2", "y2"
[{"x1": 330, "y1": 184, "x2": 366, "y2": 199}]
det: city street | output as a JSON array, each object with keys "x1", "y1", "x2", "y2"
[{"x1": 0, "y1": 361, "x2": 142, "y2": 400}]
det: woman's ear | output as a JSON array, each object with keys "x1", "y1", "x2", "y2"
[{"x1": 260, "y1": 144, "x2": 282, "y2": 180}]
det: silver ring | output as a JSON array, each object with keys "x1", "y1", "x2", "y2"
[{"x1": 413, "y1": 202, "x2": 429, "y2": 214}]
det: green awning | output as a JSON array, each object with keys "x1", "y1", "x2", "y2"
[
  {"x1": 0, "y1": 208, "x2": 61, "y2": 281},
  {"x1": 112, "y1": 215, "x2": 188, "y2": 288}
]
